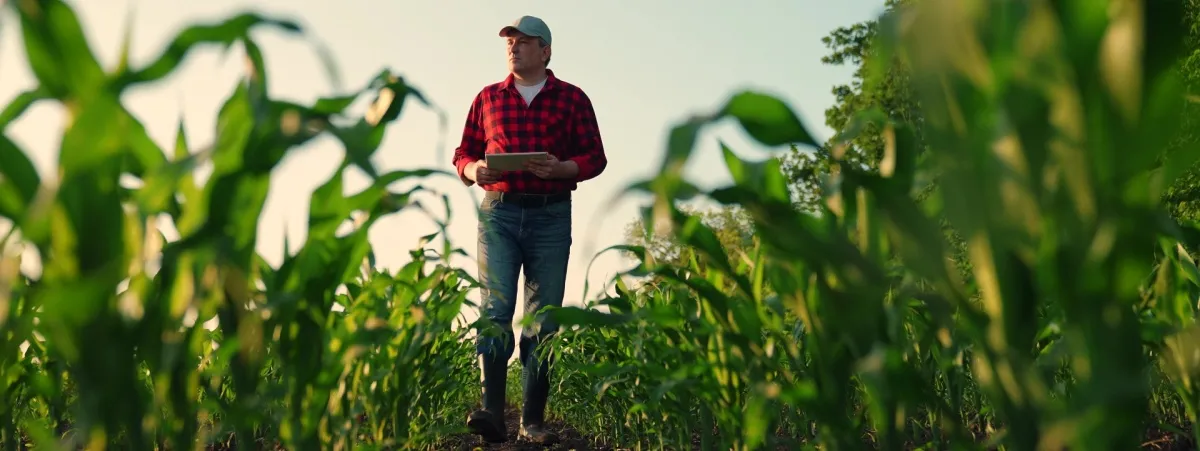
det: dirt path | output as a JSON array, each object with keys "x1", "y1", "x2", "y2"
[
  {"x1": 433, "y1": 412, "x2": 1196, "y2": 450},
  {"x1": 438, "y1": 405, "x2": 615, "y2": 450}
]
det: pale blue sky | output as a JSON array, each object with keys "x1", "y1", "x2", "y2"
[{"x1": 1, "y1": 0, "x2": 885, "y2": 319}]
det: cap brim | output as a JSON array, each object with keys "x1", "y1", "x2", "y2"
[
  {"x1": 498, "y1": 26, "x2": 522, "y2": 37},
  {"x1": 499, "y1": 25, "x2": 545, "y2": 41}
]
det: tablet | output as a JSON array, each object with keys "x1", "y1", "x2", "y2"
[{"x1": 485, "y1": 152, "x2": 548, "y2": 172}]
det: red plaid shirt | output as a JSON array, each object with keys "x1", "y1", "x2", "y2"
[{"x1": 452, "y1": 69, "x2": 607, "y2": 194}]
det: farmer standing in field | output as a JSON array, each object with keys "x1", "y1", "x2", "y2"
[{"x1": 451, "y1": 15, "x2": 607, "y2": 444}]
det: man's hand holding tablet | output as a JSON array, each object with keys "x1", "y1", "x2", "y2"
[
  {"x1": 465, "y1": 159, "x2": 502, "y2": 185},
  {"x1": 472, "y1": 152, "x2": 580, "y2": 183},
  {"x1": 523, "y1": 153, "x2": 563, "y2": 179},
  {"x1": 485, "y1": 152, "x2": 548, "y2": 172}
]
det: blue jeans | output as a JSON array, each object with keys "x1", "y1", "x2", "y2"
[{"x1": 474, "y1": 193, "x2": 572, "y2": 423}]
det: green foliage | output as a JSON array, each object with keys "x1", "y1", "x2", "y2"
[
  {"x1": 1, "y1": 1, "x2": 475, "y2": 449},
  {"x1": 1159, "y1": 0, "x2": 1200, "y2": 222},
  {"x1": 781, "y1": 0, "x2": 922, "y2": 214},
  {"x1": 5, "y1": 0, "x2": 1200, "y2": 450},
  {"x1": 546, "y1": 0, "x2": 1200, "y2": 450},
  {"x1": 622, "y1": 204, "x2": 755, "y2": 272}
]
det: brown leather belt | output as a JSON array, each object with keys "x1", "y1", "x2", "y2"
[{"x1": 485, "y1": 190, "x2": 570, "y2": 208}]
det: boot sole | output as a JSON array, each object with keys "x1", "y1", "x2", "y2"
[
  {"x1": 468, "y1": 417, "x2": 507, "y2": 443},
  {"x1": 519, "y1": 435, "x2": 559, "y2": 445},
  {"x1": 519, "y1": 433, "x2": 559, "y2": 445}
]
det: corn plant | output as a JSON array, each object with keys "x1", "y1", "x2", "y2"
[
  {"x1": 539, "y1": 0, "x2": 1200, "y2": 449},
  {"x1": 1, "y1": 0, "x2": 479, "y2": 449}
]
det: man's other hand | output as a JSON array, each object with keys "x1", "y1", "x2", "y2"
[
  {"x1": 468, "y1": 160, "x2": 502, "y2": 185},
  {"x1": 525, "y1": 154, "x2": 562, "y2": 179}
]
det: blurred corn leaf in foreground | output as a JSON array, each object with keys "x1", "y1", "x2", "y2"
[
  {"x1": 2, "y1": 0, "x2": 476, "y2": 449},
  {"x1": 551, "y1": 0, "x2": 1200, "y2": 449}
]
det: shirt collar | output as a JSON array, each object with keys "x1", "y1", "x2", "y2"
[{"x1": 502, "y1": 68, "x2": 560, "y2": 93}]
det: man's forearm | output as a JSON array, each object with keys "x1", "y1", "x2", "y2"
[
  {"x1": 455, "y1": 157, "x2": 479, "y2": 186},
  {"x1": 567, "y1": 151, "x2": 606, "y2": 182},
  {"x1": 453, "y1": 92, "x2": 487, "y2": 187},
  {"x1": 563, "y1": 93, "x2": 606, "y2": 182},
  {"x1": 555, "y1": 159, "x2": 579, "y2": 180}
]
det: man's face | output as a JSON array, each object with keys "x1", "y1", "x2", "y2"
[{"x1": 505, "y1": 32, "x2": 547, "y2": 73}]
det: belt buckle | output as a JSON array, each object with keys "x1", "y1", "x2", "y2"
[
  {"x1": 501, "y1": 192, "x2": 553, "y2": 208},
  {"x1": 520, "y1": 194, "x2": 544, "y2": 208}
]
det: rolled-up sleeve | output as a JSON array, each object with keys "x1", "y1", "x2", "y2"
[
  {"x1": 567, "y1": 91, "x2": 606, "y2": 182},
  {"x1": 452, "y1": 91, "x2": 486, "y2": 186}
]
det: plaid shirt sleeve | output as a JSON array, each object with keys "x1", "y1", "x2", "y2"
[
  {"x1": 451, "y1": 91, "x2": 486, "y2": 186},
  {"x1": 566, "y1": 91, "x2": 606, "y2": 182}
]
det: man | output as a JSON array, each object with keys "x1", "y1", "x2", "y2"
[{"x1": 450, "y1": 15, "x2": 607, "y2": 444}]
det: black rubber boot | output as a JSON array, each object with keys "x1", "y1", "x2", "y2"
[
  {"x1": 519, "y1": 423, "x2": 559, "y2": 444},
  {"x1": 520, "y1": 352, "x2": 558, "y2": 444},
  {"x1": 467, "y1": 353, "x2": 509, "y2": 443}
]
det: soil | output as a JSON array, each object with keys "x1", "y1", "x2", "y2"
[
  {"x1": 1142, "y1": 426, "x2": 1196, "y2": 450},
  {"x1": 36, "y1": 412, "x2": 1193, "y2": 450},
  {"x1": 438, "y1": 405, "x2": 617, "y2": 451},
  {"x1": 436, "y1": 417, "x2": 1198, "y2": 451}
]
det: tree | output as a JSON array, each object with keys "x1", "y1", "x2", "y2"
[
  {"x1": 789, "y1": 0, "x2": 1199, "y2": 226},
  {"x1": 781, "y1": 0, "x2": 922, "y2": 213},
  {"x1": 620, "y1": 204, "x2": 758, "y2": 293},
  {"x1": 784, "y1": 0, "x2": 1200, "y2": 283},
  {"x1": 1160, "y1": 0, "x2": 1200, "y2": 223},
  {"x1": 623, "y1": 204, "x2": 756, "y2": 268},
  {"x1": 623, "y1": 0, "x2": 928, "y2": 287}
]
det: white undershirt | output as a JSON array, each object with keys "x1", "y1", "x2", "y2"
[{"x1": 515, "y1": 77, "x2": 546, "y2": 105}]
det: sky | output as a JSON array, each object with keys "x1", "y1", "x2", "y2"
[{"x1": 0, "y1": 0, "x2": 887, "y2": 325}]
